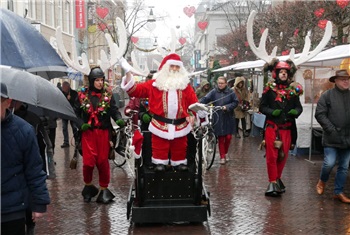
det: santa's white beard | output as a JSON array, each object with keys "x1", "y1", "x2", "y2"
[{"x1": 154, "y1": 65, "x2": 190, "y2": 91}]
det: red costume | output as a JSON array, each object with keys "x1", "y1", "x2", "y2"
[{"x1": 121, "y1": 54, "x2": 198, "y2": 167}]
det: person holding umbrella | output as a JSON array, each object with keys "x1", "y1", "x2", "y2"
[{"x1": 1, "y1": 82, "x2": 50, "y2": 235}]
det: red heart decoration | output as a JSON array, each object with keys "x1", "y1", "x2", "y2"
[
  {"x1": 131, "y1": 36, "x2": 139, "y2": 44},
  {"x1": 336, "y1": 0, "x2": 349, "y2": 9},
  {"x1": 179, "y1": 37, "x2": 187, "y2": 45},
  {"x1": 314, "y1": 8, "x2": 325, "y2": 18},
  {"x1": 183, "y1": 6, "x2": 196, "y2": 18},
  {"x1": 244, "y1": 41, "x2": 249, "y2": 47},
  {"x1": 318, "y1": 19, "x2": 328, "y2": 29},
  {"x1": 293, "y1": 29, "x2": 299, "y2": 37},
  {"x1": 198, "y1": 21, "x2": 208, "y2": 30},
  {"x1": 281, "y1": 50, "x2": 290, "y2": 56},
  {"x1": 98, "y1": 23, "x2": 107, "y2": 31},
  {"x1": 96, "y1": 7, "x2": 109, "y2": 19},
  {"x1": 233, "y1": 51, "x2": 239, "y2": 57}
]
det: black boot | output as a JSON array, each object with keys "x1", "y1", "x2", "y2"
[
  {"x1": 81, "y1": 185, "x2": 99, "y2": 203},
  {"x1": 96, "y1": 188, "x2": 115, "y2": 204},
  {"x1": 276, "y1": 179, "x2": 286, "y2": 193},
  {"x1": 154, "y1": 164, "x2": 166, "y2": 172},
  {"x1": 265, "y1": 182, "x2": 282, "y2": 197},
  {"x1": 174, "y1": 164, "x2": 188, "y2": 172}
]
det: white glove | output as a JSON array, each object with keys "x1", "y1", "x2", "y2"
[
  {"x1": 189, "y1": 102, "x2": 208, "y2": 112},
  {"x1": 119, "y1": 57, "x2": 132, "y2": 73},
  {"x1": 197, "y1": 110, "x2": 208, "y2": 118}
]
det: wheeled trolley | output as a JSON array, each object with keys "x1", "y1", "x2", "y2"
[{"x1": 126, "y1": 131, "x2": 211, "y2": 224}]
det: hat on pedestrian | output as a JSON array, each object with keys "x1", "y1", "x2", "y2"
[
  {"x1": 158, "y1": 53, "x2": 183, "y2": 71},
  {"x1": 88, "y1": 67, "x2": 105, "y2": 87},
  {"x1": 329, "y1": 69, "x2": 350, "y2": 83},
  {"x1": 1, "y1": 82, "x2": 9, "y2": 99}
]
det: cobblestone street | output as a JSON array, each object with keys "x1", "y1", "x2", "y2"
[{"x1": 35, "y1": 120, "x2": 350, "y2": 235}]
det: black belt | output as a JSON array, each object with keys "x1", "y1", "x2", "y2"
[
  {"x1": 266, "y1": 123, "x2": 291, "y2": 130},
  {"x1": 153, "y1": 114, "x2": 186, "y2": 125}
]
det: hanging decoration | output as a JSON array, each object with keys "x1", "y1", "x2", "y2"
[
  {"x1": 183, "y1": 6, "x2": 196, "y2": 18},
  {"x1": 336, "y1": 0, "x2": 349, "y2": 9},
  {"x1": 131, "y1": 36, "x2": 139, "y2": 44},
  {"x1": 314, "y1": 8, "x2": 325, "y2": 18},
  {"x1": 97, "y1": 22, "x2": 107, "y2": 31},
  {"x1": 293, "y1": 29, "x2": 299, "y2": 37},
  {"x1": 340, "y1": 58, "x2": 350, "y2": 74},
  {"x1": 133, "y1": 44, "x2": 158, "y2": 53},
  {"x1": 244, "y1": 41, "x2": 249, "y2": 47},
  {"x1": 179, "y1": 37, "x2": 186, "y2": 45},
  {"x1": 198, "y1": 21, "x2": 208, "y2": 30},
  {"x1": 88, "y1": 25, "x2": 97, "y2": 33},
  {"x1": 233, "y1": 51, "x2": 239, "y2": 57},
  {"x1": 317, "y1": 20, "x2": 328, "y2": 29},
  {"x1": 96, "y1": 7, "x2": 109, "y2": 19},
  {"x1": 281, "y1": 50, "x2": 290, "y2": 56}
]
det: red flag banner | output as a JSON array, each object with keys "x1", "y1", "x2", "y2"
[{"x1": 75, "y1": 0, "x2": 85, "y2": 29}]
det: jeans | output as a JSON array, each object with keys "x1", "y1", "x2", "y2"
[
  {"x1": 320, "y1": 147, "x2": 350, "y2": 195},
  {"x1": 62, "y1": 119, "x2": 79, "y2": 145}
]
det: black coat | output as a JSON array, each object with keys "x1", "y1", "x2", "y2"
[
  {"x1": 315, "y1": 86, "x2": 350, "y2": 149},
  {"x1": 200, "y1": 87, "x2": 238, "y2": 136}
]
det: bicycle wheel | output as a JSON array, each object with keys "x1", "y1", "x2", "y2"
[
  {"x1": 113, "y1": 146, "x2": 126, "y2": 167},
  {"x1": 205, "y1": 131, "x2": 217, "y2": 170}
]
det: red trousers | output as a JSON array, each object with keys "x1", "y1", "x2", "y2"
[
  {"x1": 264, "y1": 123, "x2": 291, "y2": 182},
  {"x1": 81, "y1": 129, "x2": 110, "y2": 188},
  {"x1": 218, "y1": 135, "x2": 232, "y2": 159},
  {"x1": 151, "y1": 134, "x2": 187, "y2": 166}
]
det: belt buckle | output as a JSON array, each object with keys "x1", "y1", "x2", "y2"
[{"x1": 171, "y1": 119, "x2": 175, "y2": 125}]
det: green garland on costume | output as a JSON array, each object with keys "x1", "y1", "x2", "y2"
[
  {"x1": 263, "y1": 81, "x2": 304, "y2": 102},
  {"x1": 77, "y1": 82, "x2": 113, "y2": 115}
]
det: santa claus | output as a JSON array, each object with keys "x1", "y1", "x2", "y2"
[{"x1": 120, "y1": 53, "x2": 198, "y2": 172}]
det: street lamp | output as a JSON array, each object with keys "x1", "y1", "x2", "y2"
[{"x1": 147, "y1": 7, "x2": 156, "y2": 22}]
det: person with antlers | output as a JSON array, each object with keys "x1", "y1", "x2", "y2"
[
  {"x1": 55, "y1": 19, "x2": 128, "y2": 204},
  {"x1": 246, "y1": 10, "x2": 332, "y2": 196}
]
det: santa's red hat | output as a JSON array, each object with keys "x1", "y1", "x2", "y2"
[
  {"x1": 131, "y1": 130, "x2": 144, "y2": 159},
  {"x1": 158, "y1": 53, "x2": 183, "y2": 71}
]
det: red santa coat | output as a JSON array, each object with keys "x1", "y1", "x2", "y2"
[{"x1": 122, "y1": 78, "x2": 198, "y2": 140}]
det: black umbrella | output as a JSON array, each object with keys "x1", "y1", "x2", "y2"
[
  {"x1": 1, "y1": 66, "x2": 76, "y2": 121},
  {"x1": 0, "y1": 8, "x2": 67, "y2": 79}
]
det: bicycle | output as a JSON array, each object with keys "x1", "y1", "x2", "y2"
[
  {"x1": 189, "y1": 103, "x2": 222, "y2": 170},
  {"x1": 113, "y1": 110, "x2": 139, "y2": 168}
]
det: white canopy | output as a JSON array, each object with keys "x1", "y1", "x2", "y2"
[{"x1": 213, "y1": 44, "x2": 350, "y2": 72}]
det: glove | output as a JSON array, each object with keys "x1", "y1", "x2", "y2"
[
  {"x1": 119, "y1": 57, "x2": 132, "y2": 73},
  {"x1": 272, "y1": 109, "x2": 282, "y2": 117},
  {"x1": 81, "y1": 123, "x2": 91, "y2": 131},
  {"x1": 142, "y1": 113, "x2": 152, "y2": 123},
  {"x1": 288, "y1": 109, "x2": 298, "y2": 116},
  {"x1": 197, "y1": 110, "x2": 208, "y2": 118},
  {"x1": 116, "y1": 119, "x2": 125, "y2": 127}
]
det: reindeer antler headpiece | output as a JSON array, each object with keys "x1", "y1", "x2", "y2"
[
  {"x1": 247, "y1": 10, "x2": 332, "y2": 78},
  {"x1": 54, "y1": 17, "x2": 149, "y2": 78}
]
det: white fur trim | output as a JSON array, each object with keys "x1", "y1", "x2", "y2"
[
  {"x1": 134, "y1": 153, "x2": 141, "y2": 159},
  {"x1": 167, "y1": 90, "x2": 178, "y2": 119},
  {"x1": 170, "y1": 159, "x2": 187, "y2": 166},
  {"x1": 121, "y1": 75, "x2": 135, "y2": 91},
  {"x1": 166, "y1": 60, "x2": 183, "y2": 67},
  {"x1": 152, "y1": 157, "x2": 169, "y2": 165},
  {"x1": 148, "y1": 122, "x2": 192, "y2": 140}
]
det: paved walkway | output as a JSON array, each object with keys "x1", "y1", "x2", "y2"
[{"x1": 35, "y1": 120, "x2": 350, "y2": 235}]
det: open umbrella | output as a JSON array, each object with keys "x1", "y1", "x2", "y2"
[
  {"x1": 0, "y1": 66, "x2": 76, "y2": 121},
  {"x1": 0, "y1": 8, "x2": 67, "y2": 79}
]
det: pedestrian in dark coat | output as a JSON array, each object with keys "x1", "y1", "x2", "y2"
[
  {"x1": 1, "y1": 83, "x2": 50, "y2": 235},
  {"x1": 315, "y1": 69, "x2": 350, "y2": 204},
  {"x1": 200, "y1": 76, "x2": 238, "y2": 164}
]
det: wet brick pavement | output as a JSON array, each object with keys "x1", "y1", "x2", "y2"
[{"x1": 35, "y1": 120, "x2": 350, "y2": 235}]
